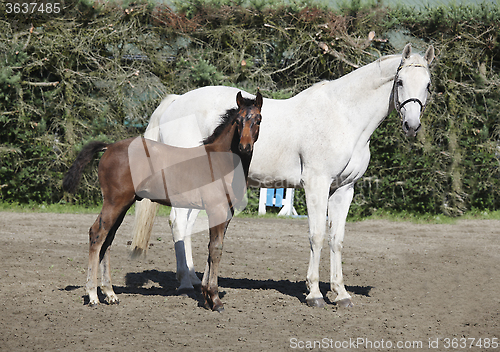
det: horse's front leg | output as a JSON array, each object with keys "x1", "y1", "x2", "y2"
[
  {"x1": 202, "y1": 206, "x2": 231, "y2": 312},
  {"x1": 303, "y1": 176, "x2": 331, "y2": 307},
  {"x1": 170, "y1": 207, "x2": 202, "y2": 296},
  {"x1": 327, "y1": 184, "x2": 354, "y2": 307},
  {"x1": 202, "y1": 222, "x2": 227, "y2": 312}
]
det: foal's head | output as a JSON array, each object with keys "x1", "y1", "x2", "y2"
[{"x1": 235, "y1": 91, "x2": 263, "y2": 154}]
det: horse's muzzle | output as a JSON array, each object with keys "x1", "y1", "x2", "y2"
[
  {"x1": 238, "y1": 143, "x2": 253, "y2": 154},
  {"x1": 403, "y1": 121, "x2": 421, "y2": 137}
]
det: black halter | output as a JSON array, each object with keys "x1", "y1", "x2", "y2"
[
  {"x1": 396, "y1": 97, "x2": 424, "y2": 112},
  {"x1": 393, "y1": 63, "x2": 428, "y2": 118}
]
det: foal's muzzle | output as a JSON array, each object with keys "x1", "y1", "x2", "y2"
[{"x1": 238, "y1": 143, "x2": 253, "y2": 154}]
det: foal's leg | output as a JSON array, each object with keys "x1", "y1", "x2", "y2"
[
  {"x1": 87, "y1": 202, "x2": 130, "y2": 306},
  {"x1": 170, "y1": 207, "x2": 202, "y2": 295},
  {"x1": 327, "y1": 184, "x2": 354, "y2": 307},
  {"x1": 99, "y1": 211, "x2": 128, "y2": 304},
  {"x1": 201, "y1": 208, "x2": 231, "y2": 312},
  {"x1": 201, "y1": 222, "x2": 227, "y2": 312},
  {"x1": 303, "y1": 175, "x2": 331, "y2": 307}
]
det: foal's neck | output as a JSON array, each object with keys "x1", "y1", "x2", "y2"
[
  {"x1": 204, "y1": 117, "x2": 253, "y2": 178},
  {"x1": 204, "y1": 121, "x2": 238, "y2": 153}
]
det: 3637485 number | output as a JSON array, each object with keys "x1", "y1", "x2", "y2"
[
  {"x1": 443, "y1": 337, "x2": 499, "y2": 349},
  {"x1": 5, "y1": 2, "x2": 61, "y2": 15}
]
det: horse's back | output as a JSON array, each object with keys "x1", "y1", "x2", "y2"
[{"x1": 159, "y1": 86, "x2": 245, "y2": 147}]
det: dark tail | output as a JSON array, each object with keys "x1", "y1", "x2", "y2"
[{"x1": 63, "y1": 141, "x2": 108, "y2": 194}]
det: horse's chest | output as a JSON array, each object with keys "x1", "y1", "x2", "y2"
[{"x1": 337, "y1": 143, "x2": 371, "y2": 184}]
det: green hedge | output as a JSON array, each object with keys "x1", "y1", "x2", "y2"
[{"x1": 1, "y1": 0, "x2": 500, "y2": 217}]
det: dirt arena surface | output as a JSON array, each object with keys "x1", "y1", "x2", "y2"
[{"x1": 0, "y1": 211, "x2": 499, "y2": 351}]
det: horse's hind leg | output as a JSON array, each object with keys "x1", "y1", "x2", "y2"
[
  {"x1": 87, "y1": 201, "x2": 131, "y2": 306},
  {"x1": 100, "y1": 245, "x2": 119, "y2": 304},
  {"x1": 170, "y1": 208, "x2": 202, "y2": 296},
  {"x1": 99, "y1": 211, "x2": 128, "y2": 304}
]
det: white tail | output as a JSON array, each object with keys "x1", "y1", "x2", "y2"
[{"x1": 130, "y1": 94, "x2": 178, "y2": 258}]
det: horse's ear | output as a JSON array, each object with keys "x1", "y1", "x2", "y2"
[
  {"x1": 424, "y1": 45, "x2": 435, "y2": 66},
  {"x1": 236, "y1": 91, "x2": 244, "y2": 108},
  {"x1": 402, "y1": 43, "x2": 412, "y2": 62},
  {"x1": 255, "y1": 91, "x2": 263, "y2": 110}
]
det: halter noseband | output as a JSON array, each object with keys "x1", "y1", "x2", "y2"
[
  {"x1": 394, "y1": 63, "x2": 428, "y2": 118},
  {"x1": 396, "y1": 97, "x2": 424, "y2": 112}
]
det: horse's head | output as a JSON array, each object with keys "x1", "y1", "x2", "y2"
[
  {"x1": 393, "y1": 43, "x2": 435, "y2": 137},
  {"x1": 235, "y1": 91, "x2": 263, "y2": 154}
]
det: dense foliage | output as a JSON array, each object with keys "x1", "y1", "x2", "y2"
[{"x1": 1, "y1": 0, "x2": 500, "y2": 217}]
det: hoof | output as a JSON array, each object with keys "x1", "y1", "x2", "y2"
[
  {"x1": 306, "y1": 297, "x2": 326, "y2": 308},
  {"x1": 212, "y1": 303, "x2": 225, "y2": 313},
  {"x1": 177, "y1": 287, "x2": 197, "y2": 299},
  {"x1": 108, "y1": 299, "x2": 120, "y2": 305},
  {"x1": 335, "y1": 298, "x2": 354, "y2": 308},
  {"x1": 88, "y1": 301, "x2": 99, "y2": 308}
]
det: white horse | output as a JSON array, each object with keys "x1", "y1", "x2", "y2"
[{"x1": 131, "y1": 43, "x2": 434, "y2": 308}]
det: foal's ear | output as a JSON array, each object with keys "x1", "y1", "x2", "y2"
[
  {"x1": 255, "y1": 91, "x2": 263, "y2": 111},
  {"x1": 402, "y1": 43, "x2": 412, "y2": 62},
  {"x1": 424, "y1": 45, "x2": 435, "y2": 66},
  {"x1": 236, "y1": 91, "x2": 244, "y2": 108}
]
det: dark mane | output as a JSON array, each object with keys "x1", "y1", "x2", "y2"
[{"x1": 202, "y1": 96, "x2": 257, "y2": 145}]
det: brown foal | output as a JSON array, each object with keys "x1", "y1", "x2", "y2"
[{"x1": 63, "y1": 91, "x2": 263, "y2": 311}]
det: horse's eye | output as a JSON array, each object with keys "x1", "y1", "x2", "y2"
[{"x1": 396, "y1": 80, "x2": 403, "y2": 87}]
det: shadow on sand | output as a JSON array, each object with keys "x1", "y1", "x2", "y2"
[{"x1": 65, "y1": 269, "x2": 373, "y2": 307}]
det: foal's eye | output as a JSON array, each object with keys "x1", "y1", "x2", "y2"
[{"x1": 396, "y1": 80, "x2": 403, "y2": 87}]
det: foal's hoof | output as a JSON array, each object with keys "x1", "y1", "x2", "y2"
[
  {"x1": 306, "y1": 297, "x2": 326, "y2": 308},
  {"x1": 335, "y1": 298, "x2": 354, "y2": 308},
  {"x1": 88, "y1": 301, "x2": 99, "y2": 308},
  {"x1": 107, "y1": 298, "x2": 120, "y2": 305},
  {"x1": 212, "y1": 303, "x2": 225, "y2": 313},
  {"x1": 177, "y1": 288, "x2": 197, "y2": 299}
]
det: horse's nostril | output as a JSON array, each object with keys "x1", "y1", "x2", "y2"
[
  {"x1": 239, "y1": 144, "x2": 252, "y2": 153},
  {"x1": 403, "y1": 121, "x2": 410, "y2": 131}
]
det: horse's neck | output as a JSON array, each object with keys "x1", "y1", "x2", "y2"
[
  {"x1": 205, "y1": 122, "x2": 252, "y2": 178},
  {"x1": 205, "y1": 122, "x2": 238, "y2": 153},
  {"x1": 236, "y1": 151, "x2": 252, "y2": 178},
  {"x1": 337, "y1": 55, "x2": 400, "y2": 99},
  {"x1": 320, "y1": 55, "x2": 400, "y2": 140}
]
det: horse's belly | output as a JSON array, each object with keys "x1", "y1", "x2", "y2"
[{"x1": 247, "y1": 149, "x2": 302, "y2": 188}]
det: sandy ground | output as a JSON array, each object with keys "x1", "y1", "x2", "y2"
[{"x1": 0, "y1": 211, "x2": 499, "y2": 351}]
